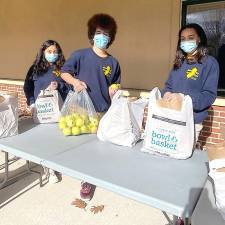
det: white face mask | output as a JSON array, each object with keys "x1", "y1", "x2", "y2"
[
  {"x1": 45, "y1": 53, "x2": 59, "y2": 63},
  {"x1": 93, "y1": 34, "x2": 110, "y2": 49},
  {"x1": 180, "y1": 40, "x2": 198, "y2": 53}
]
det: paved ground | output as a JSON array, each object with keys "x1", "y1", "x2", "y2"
[{"x1": 0, "y1": 152, "x2": 171, "y2": 225}]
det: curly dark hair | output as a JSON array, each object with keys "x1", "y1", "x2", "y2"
[
  {"x1": 173, "y1": 23, "x2": 208, "y2": 70},
  {"x1": 87, "y1": 13, "x2": 117, "y2": 48},
  {"x1": 32, "y1": 40, "x2": 65, "y2": 75}
]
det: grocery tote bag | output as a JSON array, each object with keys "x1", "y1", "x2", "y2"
[
  {"x1": 34, "y1": 89, "x2": 63, "y2": 123},
  {"x1": 142, "y1": 87, "x2": 194, "y2": 159},
  {"x1": 0, "y1": 91, "x2": 18, "y2": 138},
  {"x1": 97, "y1": 90, "x2": 142, "y2": 147}
]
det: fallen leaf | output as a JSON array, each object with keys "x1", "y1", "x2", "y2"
[
  {"x1": 71, "y1": 198, "x2": 87, "y2": 209},
  {"x1": 90, "y1": 205, "x2": 105, "y2": 214}
]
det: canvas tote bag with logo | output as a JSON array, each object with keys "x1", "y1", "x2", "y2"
[
  {"x1": 33, "y1": 89, "x2": 63, "y2": 123},
  {"x1": 142, "y1": 87, "x2": 194, "y2": 159}
]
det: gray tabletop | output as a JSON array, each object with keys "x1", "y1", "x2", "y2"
[
  {"x1": 0, "y1": 119, "x2": 209, "y2": 218},
  {"x1": 0, "y1": 119, "x2": 95, "y2": 164},
  {"x1": 192, "y1": 178, "x2": 225, "y2": 225},
  {"x1": 42, "y1": 139, "x2": 208, "y2": 218}
]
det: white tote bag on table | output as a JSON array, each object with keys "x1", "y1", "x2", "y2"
[
  {"x1": 33, "y1": 89, "x2": 63, "y2": 123},
  {"x1": 207, "y1": 141, "x2": 225, "y2": 220},
  {"x1": 142, "y1": 87, "x2": 194, "y2": 159},
  {"x1": 0, "y1": 92, "x2": 18, "y2": 138},
  {"x1": 97, "y1": 91, "x2": 144, "y2": 147}
]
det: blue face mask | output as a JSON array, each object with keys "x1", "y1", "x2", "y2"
[
  {"x1": 180, "y1": 40, "x2": 198, "y2": 53},
  {"x1": 45, "y1": 53, "x2": 59, "y2": 63},
  {"x1": 93, "y1": 34, "x2": 110, "y2": 49}
]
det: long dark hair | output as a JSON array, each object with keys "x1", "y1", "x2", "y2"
[
  {"x1": 32, "y1": 40, "x2": 65, "y2": 76},
  {"x1": 174, "y1": 23, "x2": 208, "y2": 70}
]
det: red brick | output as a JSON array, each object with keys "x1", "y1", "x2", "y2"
[
  {"x1": 202, "y1": 121, "x2": 219, "y2": 128},
  {"x1": 211, "y1": 127, "x2": 222, "y2": 133},
  {"x1": 219, "y1": 134, "x2": 225, "y2": 140},
  {"x1": 212, "y1": 116, "x2": 225, "y2": 123},
  {"x1": 212, "y1": 106, "x2": 225, "y2": 112},
  {"x1": 208, "y1": 110, "x2": 219, "y2": 117},
  {"x1": 198, "y1": 135, "x2": 208, "y2": 141},
  {"x1": 204, "y1": 116, "x2": 211, "y2": 121},
  {"x1": 210, "y1": 138, "x2": 224, "y2": 143},
  {"x1": 202, "y1": 126, "x2": 211, "y2": 132},
  {"x1": 198, "y1": 135, "x2": 211, "y2": 143},
  {"x1": 201, "y1": 132, "x2": 219, "y2": 138},
  {"x1": 220, "y1": 112, "x2": 225, "y2": 118}
]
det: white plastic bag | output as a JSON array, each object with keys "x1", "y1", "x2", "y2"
[
  {"x1": 97, "y1": 91, "x2": 143, "y2": 147},
  {"x1": 142, "y1": 87, "x2": 194, "y2": 159},
  {"x1": 130, "y1": 98, "x2": 148, "y2": 130},
  {"x1": 0, "y1": 92, "x2": 18, "y2": 138},
  {"x1": 208, "y1": 144, "x2": 225, "y2": 220},
  {"x1": 33, "y1": 89, "x2": 63, "y2": 123},
  {"x1": 59, "y1": 90, "x2": 99, "y2": 136},
  {"x1": 209, "y1": 160, "x2": 225, "y2": 220}
]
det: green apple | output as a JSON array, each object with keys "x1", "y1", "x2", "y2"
[
  {"x1": 84, "y1": 118, "x2": 90, "y2": 126},
  {"x1": 80, "y1": 125, "x2": 89, "y2": 134},
  {"x1": 65, "y1": 115, "x2": 72, "y2": 120},
  {"x1": 72, "y1": 126, "x2": 81, "y2": 135},
  {"x1": 90, "y1": 126, "x2": 98, "y2": 134},
  {"x1": 89, "y1": 117, "x2": 99, "y2": 126},
  {"x1": 72, "y1": 112, "x2": 79, "y2": 120},
  {"x1": 59, "y1": 121, "x2": 67, "y2": 130},
  {"x1": 66, "y1": 119, "x2": 75, "y2": 128},
  {"x1": 58, "y1": 116, "x2": 66, "y2": 123},
  {"x1": 76, "y1": 118, "x2": 84, "y2": 127},
  {"x1": 80, "y1": 114, "x2": 88, "y2": 121},
  {"x1": 63, "y1": 127, "x2": 71, "y2": 136},
  {"x1": 110, "y1": 83, "x2": 120, "y2": 90}
]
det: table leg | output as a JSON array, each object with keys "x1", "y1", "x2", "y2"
[
  {"x1": 172, "y1": 215, "x2": 178, "y2": 225},
  {"x1": 26, "y1": 160, "x2": 43, "y2": 187},
  {"x1": 171, "y1": 216, "x2": 190, "y2": 225},
  {"x1": 0, "y1": 152, "x2": 9, "y2": 189},
  {"x1": 0, "y1": 151, "x2": 44, "y2": 189},
  {"x1": 162, "y1": 211, "x2": 174, "y2": 225},
  {"x1": 183, "y1": 218, "x2": 190, "y2": 225},
  {"x1": 0, "y1": 152, "x2": 27, "y2": 189}
]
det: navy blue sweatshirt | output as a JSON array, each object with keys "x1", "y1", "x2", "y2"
[
  {"x1": 163, "y1": 55, "x2": 219, "y2": 123},
  {"x1": 61, "y1": 48, "x2": 121, "y2": 112},
  {"x1": 24, "y1": 66, "x2": 69, "y2": 106}
]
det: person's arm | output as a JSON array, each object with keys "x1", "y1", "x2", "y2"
[
  {"x1": 60, "y1": 72, "x2": 87, "y2": 92},
  {"x1": 23, "y1": 65, "x2": 35, "y2": 106},
  {"x1": 186, "y1": 59, "x2": 219, "y2": 111},
  {"x1": 161, "y1": 70, "x2": 174, "y2": 100},
  {"x1": 109, "y1": 62, "x2": 121, "y2": 97},
  {"x1": 60, "y1": 52, "x2": 87, "y2": 92}
]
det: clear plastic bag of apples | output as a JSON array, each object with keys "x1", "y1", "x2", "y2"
[{"x1": 58, "y1": 90, "x2": 99, "y2": 136}]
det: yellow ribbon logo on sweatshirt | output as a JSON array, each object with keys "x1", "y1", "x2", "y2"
[
  {"x1": 102, "y1": 66, "x2": 112, "y2": 77},
  {"x1": 186, "y1": 67, "x2": 199, "y2": 80}
]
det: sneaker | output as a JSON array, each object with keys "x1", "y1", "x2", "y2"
[
  {"x1": 195, "y1": 142, "x2": 202, "y2": 150},
  {"x1": 80, "y1": 182, "x2": 95, "y2": 200},
  {"x1": 176, "y1": 218, "x2": 184, "y2": 225},
  {"x1": 48, "y1": 169, "x2": 60, "y2": 184}
]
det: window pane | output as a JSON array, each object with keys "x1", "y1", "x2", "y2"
[{"x1": 186, "y1": 1, "x2": 225, "y2": 92}]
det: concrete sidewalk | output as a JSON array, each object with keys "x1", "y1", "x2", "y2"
[{"x1": 0, "y1": 152, "x2": 170, "y2": 225}]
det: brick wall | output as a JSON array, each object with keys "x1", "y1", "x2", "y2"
[
  {"x1": 199, "y1": 106, "x2": 225, "y2": 146},
  {"x1": 0, "y1": 82, "x2": 27, "y2": 113}
]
